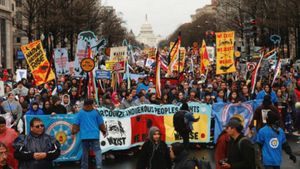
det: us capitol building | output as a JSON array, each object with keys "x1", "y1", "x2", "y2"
[{"x1": 136, "y1": 15, "x2": 162, "y2": 48}]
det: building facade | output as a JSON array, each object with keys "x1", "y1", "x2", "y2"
[
  {"x1": 136, "y1": 15, "x2": 158, "y2": 48},
  {"x1": 0, "y1": 0, "x2": 14, "y2": 69}
]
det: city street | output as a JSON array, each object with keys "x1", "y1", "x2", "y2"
[{"x1": 59, "y1": 135, "x2": 300, "y2": 169}]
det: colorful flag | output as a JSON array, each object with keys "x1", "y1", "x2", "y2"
[
  {"x1": 167, "y1": 34, "x2": 181, "y2": 76},
  {"x1": 251, "y1": 52, "x2": 264, "y2": 94},
  {"x1": 21, "y1": 40, "x2": 55, "y2": 86},
  {"x1": 200, "y1": 40, "x2": 209, "y2": 74},
  {"x1": 160, "y1": 54, "x2": 169, "y2": 72},
  {"x1": 272, "y1": 59, "x2": 281, "y2": 86},
  {"x1": 156, "y1": 50, "x2": 161, "y2": 99}
]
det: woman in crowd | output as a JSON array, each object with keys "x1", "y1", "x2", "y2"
[
  {"x1": 42, "y1": 100, "x2": 52, "y2": 115},
  {"x1": 136, "y1": 126, "x2": 172, "y2": 169},
  {"x1": 111, "y1": 92, "x2": 121, "y2": 108}
]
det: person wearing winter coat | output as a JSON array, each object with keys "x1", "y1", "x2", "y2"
[
  {"x1": 61, "y1": 94, "x2": 72, "y2": 113},
  {"x1": 13, "y1": 117, "x2": 60, "y2": 169},
  {"x1": 136, "y1": 126, "x2": 172, "y2": 169},
  {"x1": 25, "y1": 102, "x2": 44, "y2": 115},
  {"x1": 1, "y1": 93, "x2": 22, "y2": 129}
]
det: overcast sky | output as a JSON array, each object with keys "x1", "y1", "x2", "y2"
[{"x1": 104, "y1": 0, "x2": 211, "y2": 37}]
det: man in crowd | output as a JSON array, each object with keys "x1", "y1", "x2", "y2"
[
  {"x1": 13, "y1": 117, "x2": 60, "y2": 169},
  {"x1": 221, "y1": 117, "x2": 255, "y2": 169},
  {"x1": 0, "y1": 117, "x2": 18, "y2": 169},
  {"x1": 72, "y1": 99, "x2": 107, "y2": 169},
  {"x1": 0, "y1": 142, "x2": 11, "y2": 169},
  {"x1": 256, "y1": 111, "x2": 296, "y2": 169},
  {"x1": 251, "y1": 95, "x2": 280, "y2": 131}
]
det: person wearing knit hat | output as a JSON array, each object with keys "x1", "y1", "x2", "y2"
[
  {"x1": 255, "y1": 111, "x2": 297, "y2": 168},
  {"x1": 136, "y1": 126, "x2": 171, "y2": 169},
  {"x1": 169, "y1": 142, "x2": 195, "y2": 169}
]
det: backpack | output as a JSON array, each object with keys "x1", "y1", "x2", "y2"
[
  {"x1": 173, "y1": 110, "x2": 190, "y2": 133},
  {"x1": 189, "y1": 157, "x2": 212, "y2": 169},
  {"x1": 238, "y1": 137, "x2": 264, "y2": 169}
]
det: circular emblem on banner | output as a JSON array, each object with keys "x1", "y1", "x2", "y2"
[
  {"x1": 46, "y1": 121, "x2": 76, "y2": 155},
  {"x1": 235, "y1": 51, "x2": 241, "y2": 57},
  {"x1": 247, "y1": 63, "x2": 256, "y2": 72},
  {"x1": 80, "y1": 58, "x2": 95, "y2": 72},
  {"x1": 269, "y1": 138, "x2": 279, "y2": 149}
]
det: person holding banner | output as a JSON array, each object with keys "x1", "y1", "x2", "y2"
[
  {"x1": 136, "y1": 126, "x2": 172, "y2": 169},
  {"x1": 71, "y1": 99, "x2": 107, "y2": 169}
]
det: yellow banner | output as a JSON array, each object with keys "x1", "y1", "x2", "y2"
[
  {"x1": 172, "y1": 47, "x2": 186, "y2": 72},
  {"x1": 21, "y1": 40, "x2": 55, "y2": 86},
  {"x1": 216, "y1": 31, "x2": 236, "y2": 74},
  {"x1": 147, "y1": 48, "x2": 156, "y2": 59},
  {"x1": 164, "y1": 110, "x2": 210, "y2": 143},
  {"x1": 105, "y1": 60, "x2": 117, "y2": 71}
]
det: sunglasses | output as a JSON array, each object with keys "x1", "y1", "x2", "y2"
[{"x1": 34, "y1": 124, "x2": 45, "y2": 128}]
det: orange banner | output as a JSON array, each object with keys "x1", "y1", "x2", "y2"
[{"x1": 21, "y1": 40, "x2": 55, "y2": 86}]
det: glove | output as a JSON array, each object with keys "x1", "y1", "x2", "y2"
[{"x1": 289, "y1": 154, "x2": 296, "y2": 163}]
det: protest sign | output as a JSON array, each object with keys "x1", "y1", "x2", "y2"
[
  {"x1": 216, "y1": 31, "x2": 237, "y2": 74},
  {"x1": 110, "y1": 46, "x2": 127, "y2": 61},
  {"x1": 16, "y1": 69, "x2": 27, "y2": 82},
  {"x1": 25, "y1": 102, "x2": 211, "y2": 161},
  {"x1": 96, "y1": 70, "x2": 111, "y2": 79},
  {"x1": 54, "y1": 48, "x2": 70, "y2": 75},
  {"x1": 21, "y1": 40, "x2": 55, "y2": 86},
  {"x1": 74, "y1": 31, "x2": 97, "y2": 77}
]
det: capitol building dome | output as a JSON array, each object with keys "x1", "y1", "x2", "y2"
[{"x1": 136, "y1": 15, "x2": 159, "y2": 47}]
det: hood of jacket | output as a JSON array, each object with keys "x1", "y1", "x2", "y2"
[
  {"x1": 61, "y1": 94, "x2": 70, "y2": 106},
  {"x1": 148, "y1": 126, "x2": 160, "y2": 143}
]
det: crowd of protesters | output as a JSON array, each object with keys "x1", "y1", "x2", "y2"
[{"x1": 1, "y1": 48, "x2": 300, "y2": 168}]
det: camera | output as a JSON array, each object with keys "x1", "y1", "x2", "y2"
[{"x1": 218, "y1": 159, "x2": 228, "y2": 165}]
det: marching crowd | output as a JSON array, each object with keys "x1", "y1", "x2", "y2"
[{"x1": 0, "y1": 54, "x2": 300, "y2": 169}]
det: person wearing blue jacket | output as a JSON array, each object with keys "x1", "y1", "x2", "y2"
[
  {"x1": 256, "y1": 84, "x2": 278, "y2": 104},
  {"x1": 256, "y1": 111, "x2": 296, "y2": 169},
  {"x1": 25, "y1": 101, "x2": 44, "y2": 115}
]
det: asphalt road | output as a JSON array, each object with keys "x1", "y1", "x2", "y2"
[{"x1": 58, "y1": 135, "x2": 300, "y2": 169}]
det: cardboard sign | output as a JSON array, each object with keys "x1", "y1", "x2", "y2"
[
  {"x1": 110, "y1": 46, "x2": 127, "y2": 61},
  {"x1": 16, "y1": 69, "x2": 27, "y2": 82}
]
